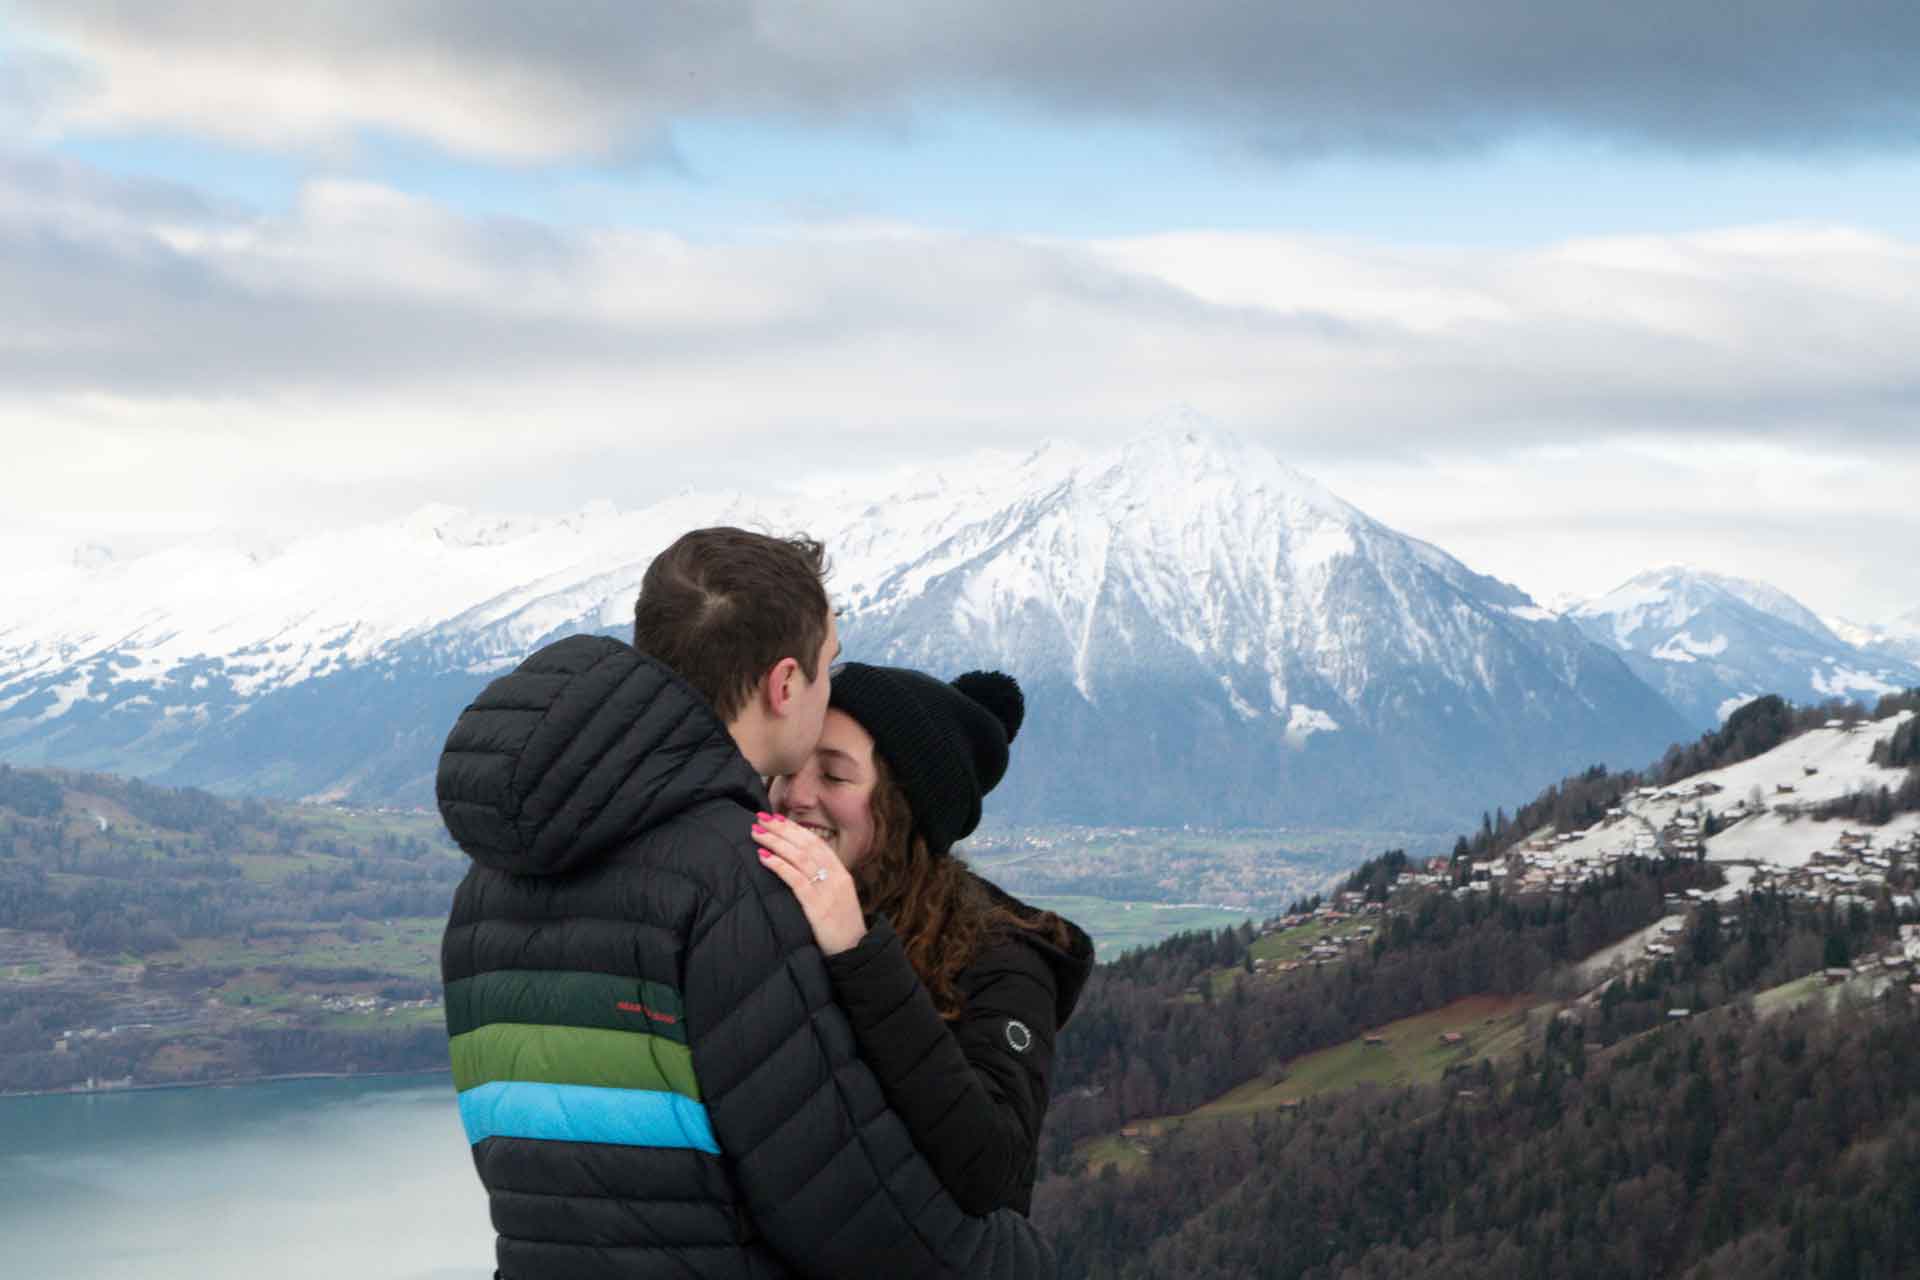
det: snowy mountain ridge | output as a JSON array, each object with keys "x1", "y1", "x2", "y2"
[
  {"x1": 1566, "y1": 565, "x2": 1920, "y2": 730},
  {"x1": 1826, "y1": 608, "x2": 1920, "y2": 667},
  {"x1": 0, "y1": 429, "x2": 1785, "y2": 825}
]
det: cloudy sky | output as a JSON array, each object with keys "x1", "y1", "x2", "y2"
[{"x1": 3, "y1": 1, "x2": 1918, "y2": 621}]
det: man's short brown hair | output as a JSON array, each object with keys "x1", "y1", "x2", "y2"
[{"x1": 633, "y1": 527, "x2": 831, "y2": 723}]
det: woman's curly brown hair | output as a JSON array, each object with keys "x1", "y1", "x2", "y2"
[{"x1": 853, "y1": 752, "x2": 1070, "y2": 1021}]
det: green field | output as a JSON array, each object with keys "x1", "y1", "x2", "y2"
[
  {"x1": 1022, "y1": 895, "x2": 1256, "y2": 958},
  {"x1": 1076, "y1": 993, "x2": 1541, "y2": 1173},
  {"x1": 175, "y1": 917, "x2": 442, "y2": 982},
  {"x1": 1197, "y1": 995, "x2": 1537, "y2": 1116},
  {"x1": 1750, "y1": 970, "x2": 1886, "y2": 1019}
]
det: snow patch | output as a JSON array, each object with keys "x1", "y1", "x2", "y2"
[
  {"x1": 1285, "y1": 704, "x2": 1340, "y2": 748},
  {"x1": 1810, "y1": 665, "x2": 1902, "y2": 699},
  {"x1": 1219, "y1": 677, "x2": 1262, "y2": 721},
  {"x1": 1651, "y1": 630, "x2": 1729, "y2": 663}
]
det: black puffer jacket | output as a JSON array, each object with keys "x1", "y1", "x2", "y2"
[
  {"x1": 438, "y1": 635, "x2": 1055, "y2": 1279},
  {"x1": 824, "y1": 879, "x2": 1094, "y2": 1215}
]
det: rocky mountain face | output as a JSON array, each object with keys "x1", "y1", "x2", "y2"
[
  {"x1": 2, "y1": 430, "x2": 1695, "y2": 829},
  {"x1": 1566, "y1": 566, "x2": 1920, "y2": 731}
]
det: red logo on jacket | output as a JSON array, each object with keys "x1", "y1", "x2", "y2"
[{"x1": 616, "y1": 1000, "x2": 679, "y2": 1025}]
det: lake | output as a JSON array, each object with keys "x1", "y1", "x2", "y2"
[{"x1": 0, "y1": 1075, "x2": 495, "y2": 1279}]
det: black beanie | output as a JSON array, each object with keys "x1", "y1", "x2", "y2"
[{"x1": 828, "y1": 663, "x2": 1025, "y2": 856}]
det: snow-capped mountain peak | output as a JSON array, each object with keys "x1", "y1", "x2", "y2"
[
  {"x1": 1568, "y1": 566, "x2": 1920, "y2": 728},
  {"x1": 0, "y1": 426, "x2": 1691, "y2": 826},
  {"x1": 1573, "y1": 564, "x2": 1837, "y2": 649},
  {"x1": 1826, "y1": 607, "x2": 1920, "y2": 666}
]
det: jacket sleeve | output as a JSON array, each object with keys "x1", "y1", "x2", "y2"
[
  {"x1": 824, "y1": 916, "x2": 1058, "y2": 1215},
  {"x1": 684, "y1": 837, "x2": 1055, "y2": 1280}
]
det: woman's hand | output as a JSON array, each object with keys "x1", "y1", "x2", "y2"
[{"x1": 753, "y1": 813, "x2": 868, "y2": 956}]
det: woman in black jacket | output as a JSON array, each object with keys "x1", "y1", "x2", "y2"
[{"x1": 753, "y1": 664, "x2": 1094, "y2": 1216}]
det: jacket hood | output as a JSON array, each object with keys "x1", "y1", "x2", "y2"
[
  {"x1": 437, "y1": 634, "x2": 766, "y2": 877},
  {"x1": 980, "y1": 876, "x2": 1096, "y2": 1027}
]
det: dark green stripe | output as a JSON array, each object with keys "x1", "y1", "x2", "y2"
[
  {"x1": 445, "y1": 970, "x2": 687, "y2": 1045},
  {"x1": 451, "y1": 1023, "x2": 701, "y2": 1099}
]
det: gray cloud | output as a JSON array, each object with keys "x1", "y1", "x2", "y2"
[
  {"x1": 2, "y1": 155, "x2": 1914, "y2": 621},
  {"x1": 16, "y1": 1, "x2": 1920, "y2": 159},
  {"x1": 4, "y1": 156, "x2": 1920, "y2": 468}
]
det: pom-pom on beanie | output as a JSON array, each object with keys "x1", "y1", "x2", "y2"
[{"x1": 827, "y1": 663, "x2": 1025, "y2": 856}]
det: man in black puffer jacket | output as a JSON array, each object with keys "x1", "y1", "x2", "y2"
[{"x1": 438, "y1": 528, "x2": 1053, "y2": 1279}]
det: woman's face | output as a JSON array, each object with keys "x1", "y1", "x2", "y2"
[{"x1": 770, "y1": 708, "x2": 879, "y2": 870}]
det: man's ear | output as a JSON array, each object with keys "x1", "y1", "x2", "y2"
[{"x1": 763, "y1": 656, "x2": 801, "y2": 718}]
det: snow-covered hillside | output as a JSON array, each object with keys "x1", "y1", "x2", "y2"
[
  {"x1": 1568, "y1": 567, "x2": 1920, "y2": 729},
  {"x1": 1471, "y1": 710, "x2": 1920, "y2": 915},
  {"x1": 0, "y1": 428, "x2": 1688, "y2": 824}
]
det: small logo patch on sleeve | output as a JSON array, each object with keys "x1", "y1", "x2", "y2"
[{"x1": 1005, "y1": 1019, "x2": 1033, "y2": 1053}]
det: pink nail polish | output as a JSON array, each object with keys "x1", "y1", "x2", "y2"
[
  {"x1": 751, "y1": 825, "x2": 767, "y2": 837},
  {"x1": 758, "y1": 849, "x2": 770, "y2": 860}
]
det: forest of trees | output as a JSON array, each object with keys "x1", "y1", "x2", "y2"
[
  {"x1": 0, "y1": 768, "x2": 458, "y2": 958},
  {"x1": 0, "y1": 767, "x2": 459, "y2": 1093},
  {"x1": 1036, "y1": 990, "x2": 1920, "y2": 1279},
  {"x1": 1042, "y1": 859, "x2": 1722, "y2": 1163},
  {"x1": 1035, "y1": 803, "x2": 1919, "y2": 1280}
]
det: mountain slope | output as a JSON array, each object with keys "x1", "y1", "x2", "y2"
[
  {"x1": 835, "y1": 433, "x2": 1687, "y2": 826},
  {"x1": 1568, "y1": 566, "x2": 1920, "y2": 728},
  {"x1": 1828, "y1": 606, "x2": 1920, "y2": 666},
  {"x1": 0, "y1": 430, "x2": 1689, "y2": 828}
]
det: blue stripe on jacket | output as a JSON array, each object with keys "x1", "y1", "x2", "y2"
[{"x1": 457, "y1": 1080, "x2": 720, "y2": 1154}]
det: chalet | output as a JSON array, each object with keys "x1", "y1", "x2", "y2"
[
  {"x1": 1439, "y1": 1032, "x2": 1466, "y2": 1046},
  {"x1": 1825, "y1": 968, "x2": 1854, "y2": 985},
  {"x1": 1363, "y1": 1034, "x2": 1386, "y2": 1046},
  {"x1": 1668, "y1": 1009, "x2": 1691, "y2": 1020}
]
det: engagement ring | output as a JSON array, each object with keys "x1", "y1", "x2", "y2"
[{"x1": 811, "y1": 868, "x2": 829, "y2": 883}]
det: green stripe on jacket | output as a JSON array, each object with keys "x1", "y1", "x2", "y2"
[
  {"x1": 450, "y1": 1022, "x2": 702, "y2": 1100},
  {"x1": 445, "y1": 969, "x2": 687, "y2": 1045}
]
